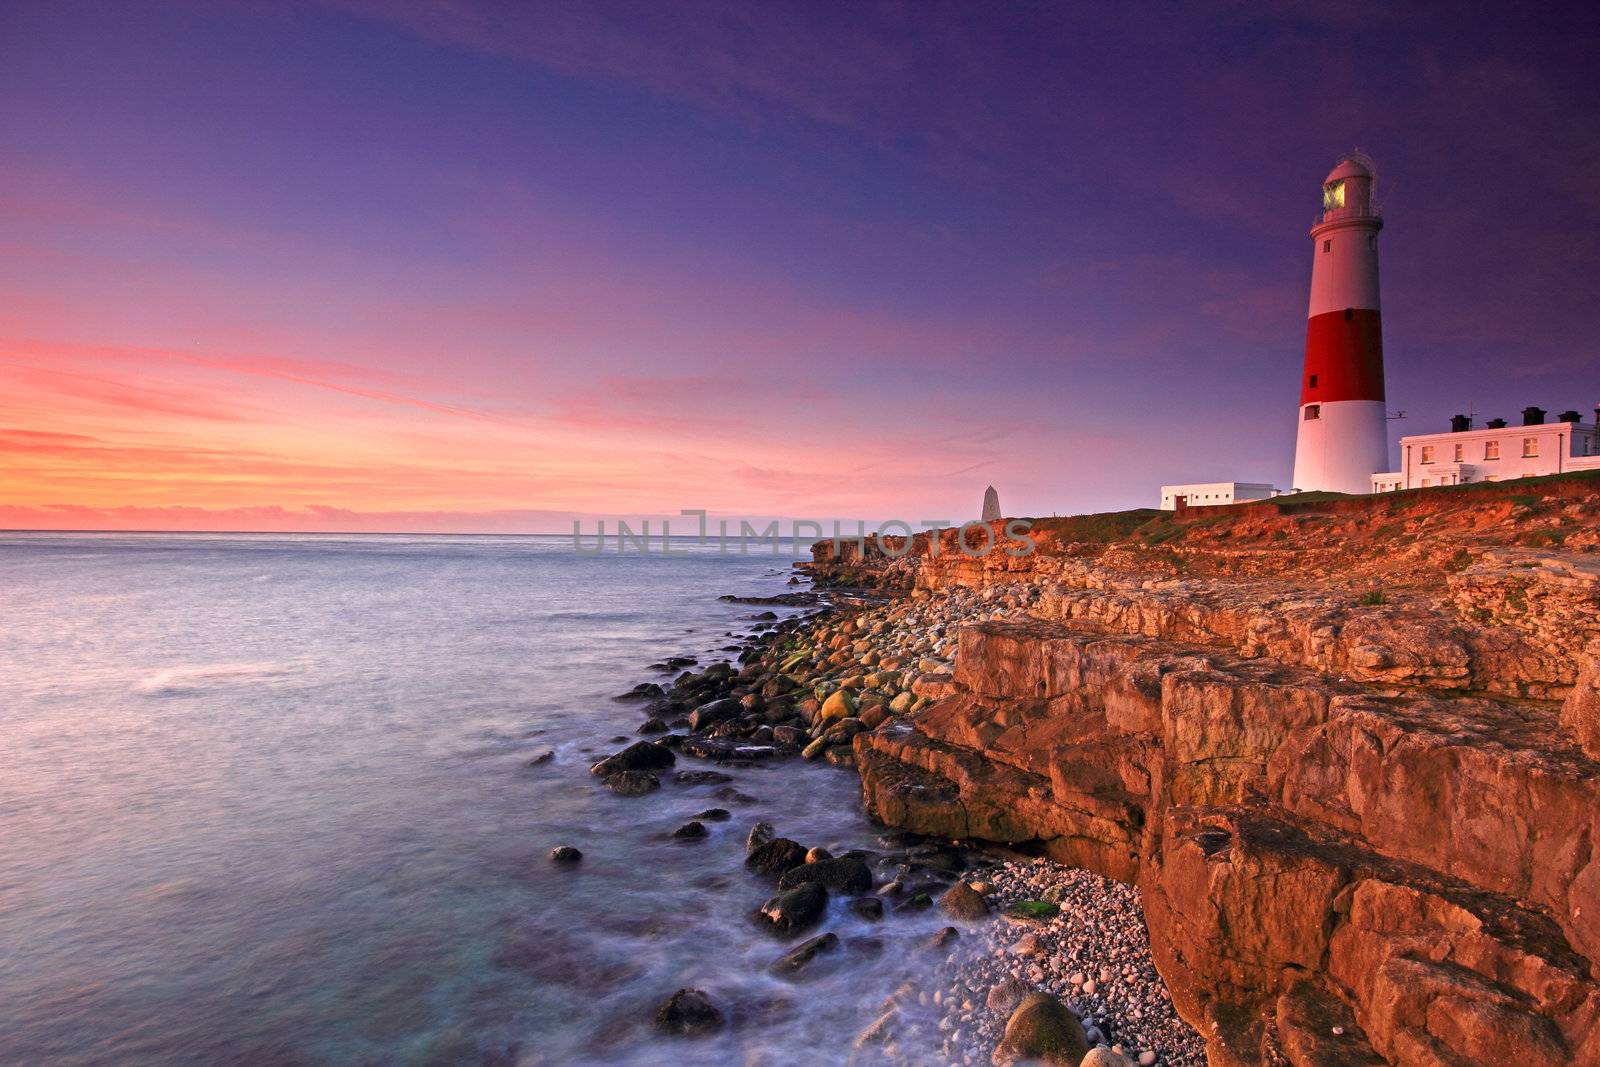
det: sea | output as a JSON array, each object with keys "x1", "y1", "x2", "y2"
[{"x1": 0, "y1": 533, "x2": 956, "y2": 1066}]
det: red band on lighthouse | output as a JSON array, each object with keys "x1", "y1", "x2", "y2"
[{"x1": 1301, "y1": 308, "x2": 1385, "y2": 405}]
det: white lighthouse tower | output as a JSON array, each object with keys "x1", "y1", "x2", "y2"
[{"x1": 1291, "y1": 155, "x2": 1390, "y2": 494}]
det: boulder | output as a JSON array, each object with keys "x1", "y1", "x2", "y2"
[
  {"x1": 689, "y1": 697, "x2": 742, "y2": 732},
  {"x1": 992, "y1": 992, "x2": 1089, "y2": 1066},
  {"x1": 548, "y1": 845, "x2": 582, "y2": 864},
  {"x1": 773, "y1": 725, "x2": 806, "y2": 747},
  {"x1": 892, "y1": 891, "x2": 932, "y2": 913},
  {"x1": 769, "y1": 932, "x2": 839, "y2": 977},
  {"x1": 757, "y1": 881, "x2": 828, "y2": 935},
  {"x1": 679, "y1": 737, "x2": 777, "y2": 761},
  {"x1": 853, "y1": 1008, "x2": 897, "y2": 1052},
  {"x1": 848, "y1": 896, "x2": 885, "y2": 921},
  {"x1": 601, "y1": 770, "x2": 659, "y2": 796},
  {"x1": 819, "y1": 688, "x2": 856, "y2": 722},
  {"x1": 745, "y1": 837, "x2": 808, "y2": 877},
  {"x1": 859, "y1": 703, "x2": 892, "y2": 730},
  {"x1": 653, "y1": 988, "x2": 724, "y2": 1037},
  {"x1": 1079, "y1": 1050, "x2": 1136, "y2": 1067},
  {"x1": 671, "y1": 820, "x2": 708, "y2": 839},
  {"x1": 675, "y1": 770, "x2": 732, "y2": 786},
  {"x1": 590, "y1": 740, "x2": 675, "y2": 776},
  {"x1": 985, "y1": 976, "x2": 1031, "y2": 1014},
  {"x1": 746, "y1": 821, "x2": 776, "y2": 853},
  {"x1": 939, "y1": 881, "x2": 991, "y2": 921},
  {"x1": 695, "y1": 807, "x2": 732, "y2": 822},
  {"x1": 778, "y1": 855, "x2": 873, "y2": 894}
]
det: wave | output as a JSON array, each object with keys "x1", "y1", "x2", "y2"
[{"x1": 133, "y1": 662, "x2": 292, "y2": 696}]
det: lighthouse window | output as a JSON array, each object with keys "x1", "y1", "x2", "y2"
[
  {"x1": 1309, "y1": 374, "x2": 1318, "y2": 389},
  {"x1": 1420, "y1": 446, "x2": 1435, "y2": 464},
  {"x1": 1323, "y1": 181, "x2": 1345, "y2": 211},
  {"x1": 1304, "y1": 405, "x2": 1321, "y2": 421},
  {"x1": 1523, "y1": 437, "x2": 1540, "y2": 458},
  {"x1": 1484, "y1": 440, "x2": 1501, "y2": 460},
  {"x1": 1322, "y1": 240, "x2": 1331, "y2": 253}
]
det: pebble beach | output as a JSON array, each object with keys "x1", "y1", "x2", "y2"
[{"x1": 580, "y1": 565, "x2": 1208, "y2": 1066}]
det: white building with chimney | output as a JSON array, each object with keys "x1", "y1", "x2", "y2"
[{"x1": 1372, "y1": 407, "x2": 1600, "y2": 491}]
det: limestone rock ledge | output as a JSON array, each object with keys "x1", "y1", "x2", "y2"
[{"x1": 856, "y1": 618, "x2": 1600, "y2": 1065}]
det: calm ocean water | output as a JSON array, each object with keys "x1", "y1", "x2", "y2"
[{"x1": 0, "y1": 533, "x2": 952, "y2": 1066}]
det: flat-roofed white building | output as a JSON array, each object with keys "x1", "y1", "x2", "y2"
[
  {"x1": 1372, "y1": 407, "x2": 1600, "y2": 491},
  {"x1": 1158, "y1": 482, "x2": 1280, "y2": 510}
]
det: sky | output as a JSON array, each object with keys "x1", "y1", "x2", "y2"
[{"x1": 1, "y1": 1, "x2": 1596, "y2": 532}]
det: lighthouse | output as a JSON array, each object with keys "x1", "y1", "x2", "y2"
[{"x1": 1291, "y1": 155, "x2": 1389, "y2": 494}]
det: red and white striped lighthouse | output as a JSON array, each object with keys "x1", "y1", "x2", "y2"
[{"x1": 1291, "y1": 156, "x2": 1389, "y2": 494}]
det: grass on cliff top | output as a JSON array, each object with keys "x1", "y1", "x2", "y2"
[
  {"x1": 1024, "y1": 509, "x2": 1161, "y2": 544},
  {"x1": 1017, "y1": 468, "x2": 1600, "y2": 556},
  {"x1": 1266, "y1": 468, "x2": 1600, "y2": 514}
]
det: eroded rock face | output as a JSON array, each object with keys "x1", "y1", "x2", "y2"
[
  {"x1": 856, "y1": 617, "x2": 1600, "y2": 1065},
  {"x1": 1562, "y1": 646, "x2": 1600, "y2": 759}
]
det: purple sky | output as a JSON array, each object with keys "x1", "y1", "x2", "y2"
[{"x1": 1, "y1": 1, "x2": 1596, "y2": 529}]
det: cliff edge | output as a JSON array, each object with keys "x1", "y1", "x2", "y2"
[{"x1": 832, "y1": 474, "x2": 1600, "y2": 1064}]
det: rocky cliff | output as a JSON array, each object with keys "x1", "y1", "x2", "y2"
[{"x1": 838, "y1": 474, "x2": 1600, "y2": 1065}]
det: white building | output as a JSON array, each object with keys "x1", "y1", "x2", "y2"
[
  {"x1": 1372, "y1": 408, "x2": 1600, "y2": 492},
  {"x1": 1158, "y1": 482, "x2": 1280, "y2": 511}
]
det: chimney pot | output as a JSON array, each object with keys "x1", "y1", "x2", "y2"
[
  {"x1": 1559, "y1": 410, "x2": 1582, "y2": 424},
  {"x1": 1522, "y1": 406, "x2": 1547, "y2": 426},
  {"x1": 1486, "y1": 418, "x2": 1507, "y2": 429},
  {"x1": 1449, "y1": 414, "x2": 1472, "y2": 433}
]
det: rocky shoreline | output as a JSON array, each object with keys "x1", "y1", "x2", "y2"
[
  {"x1": 562, "y1": 574, "x2": 1190, "y2": 1066},
  {"x1": 558, "y1": 476, "x2": 1600, "y2": 1065}
]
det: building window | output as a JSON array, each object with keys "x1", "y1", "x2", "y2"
[
  {"x1": 1453, "y1": 443, "x2": 1464, "y2": 462},
  {"x1": 1308, "y1": 374, "x2": 1318, "y2": 389},
  {"x1": 1304, "y1": 405, "x2": 1321, "y2": 421},
  {"x1": 1322, "y1": 240, "x2": 1331, "y2": 253},
  {"x1": 1523, "y1": 437, "x2": 1540, "y2": 458},
  {"x1": 1421, "y1": 478, "x2": 1431, "y2": 487},
  {"x1": 1420, "y1": 445, "x2": 1435, "y2": 464},
  {"x1": 1484, "y1": 440, "x2": 1500, "y2": 460}
]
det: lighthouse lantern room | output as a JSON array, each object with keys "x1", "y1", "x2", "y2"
[{"x1": 1291, "y1": 155, "x2": 1390, "y2": 494}]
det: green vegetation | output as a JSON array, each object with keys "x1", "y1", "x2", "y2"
[
  {"x1": 1026, "y1": 508, "x2": 1161, "y2": 544},
  {"x1": 1139, "y1": 522, "x2": 1185, "y2": 546},
  {"x1": 1004, "y1": 899, "x2": 1061, "y2": 921},
  {"x1": 1447, "y1": 548, "x2": 1474, "y2": 573},
  {"x1": 1360, "y1": 590, "x2": 1387, "y2": 606}
]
